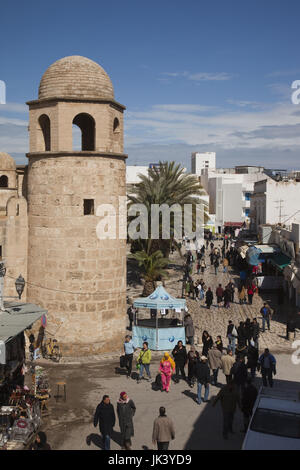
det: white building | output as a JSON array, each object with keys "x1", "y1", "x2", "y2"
[
  {"x1": 126, "y1": 165, "x2": 149, "y2": 187},
  {"x1": 251, "y1": 178, "x2": 300, "y2": 232},
  {"x1": 200, "y1": 166, "x2": 267, "y2": 233},
  {"x1": 191, "y1": 152, "x2": 216, "y2": 174},
  {"x1": 126, "y1": 164, "x2": 188, "y2": 188}
]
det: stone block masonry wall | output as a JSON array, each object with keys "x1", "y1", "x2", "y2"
[{"x1": 26, "y1": 155, "x2": 127, "y2": 356}]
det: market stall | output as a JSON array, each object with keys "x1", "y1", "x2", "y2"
[
  {"x1": 0, "y1": 301, "x2": 47, "y2": 450},
  {"x1": 132, "y1": 285, "x2": 186, "y2": 350},
  {"x1": 244, "y1": 245, "x2": 289, "y2": 290}
]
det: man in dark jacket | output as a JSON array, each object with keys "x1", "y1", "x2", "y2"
[
  {"x1": 244, "y1": 318, "x2": 253, "y2": 347},
  {"x1": 94, "y1": 395, "x2": 116, "y2": 450},
  {"x1": 172, "y1": 341, "x2": 187, "y2": 383},
  {"x1": 257, "y1": 349, "x2": 276, "y2": 387},
  {"x1": 246, "y1": 341, "x2": 259, "y2": 379},
  {"x1": 127, "y1": 306, "x2": 135, "y2": 331},
  {"x1": 230, "y1": 356, "x2": 248, "y2": 396},
  {"x1": 260, "y1": 303, "x2": 272, "y2": 332},
  {"x1": 251, "y1": 318, "x2": 260, "y2": 349},
  {"x1": 216, "y1": 284, "x2": 224, "y2": 308},
  {"x1": 237, "y1": 321, "x2": 247, "y2": 347},
  {"x1": 227, "y1": 280, "x2": 235, "y2": 303},
  {"x1": 223, "y1": 287, "x2": 231, "y2": 308},
  {"x1": 214, "y1": 257, "x2": 220, "y2": 275},
  {"x1": 241, "y1": 378, "x2": 258, "y2": 432},
  {"x1": 187, "y1": 346, "x2": 199, "y2": 387},
  {"x1": 205, "y1": 288, "x2": 213, "y2": 309},
  {"x1": 195, "y1": 356, "x2": 210, "y2": 404}
]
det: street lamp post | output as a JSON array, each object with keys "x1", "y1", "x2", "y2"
[
  {"x1": 15, "y1": 274, "x2": 25, "y2": 300},
  {"x1": 0, "y1": 261, "x2": 6, "y2": 311}
]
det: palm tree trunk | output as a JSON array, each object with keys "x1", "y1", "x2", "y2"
[{"x1": 142, "y1": 280, "x2": 156, "y2": 297}]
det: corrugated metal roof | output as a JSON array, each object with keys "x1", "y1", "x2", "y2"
[{"x1": 0, "y1": 301, "x2": 47, "y2": 343}]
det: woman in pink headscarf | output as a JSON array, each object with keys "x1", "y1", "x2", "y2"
[{"x1": 159, "y1": 352, "x2": 175, "y2": 392}]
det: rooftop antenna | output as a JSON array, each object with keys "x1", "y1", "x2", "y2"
[{"x1": 275, "y1": 200, "x2": 287, "y2": 225}]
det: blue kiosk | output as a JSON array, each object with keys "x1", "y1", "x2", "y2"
[{"x1": 132, "y1": 285, "x2": 186, "y2": 351}]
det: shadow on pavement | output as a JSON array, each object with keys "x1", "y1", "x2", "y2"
[
  {"x1": 184, "y1": 374, "x2": 300, "y2": 450},
  {"x1": 86, "y1": 430, "x2": 123, "y2": 450},
  {"x1": 183, "y1": 391, "x2": 244, "y2": 450},
  {"x1": 86, "y1": 433, "x2": 103, "y2": 449},
  {"x1": 182, "y1": 389, "x2": 197, "y2": 402},
  {"x1": 115, "y1": 367, "x2": 128, "y2": 376}
]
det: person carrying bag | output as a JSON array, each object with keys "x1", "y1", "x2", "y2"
[{"x1": 137, "y1": 342, "x2": 151, "y2": 383}]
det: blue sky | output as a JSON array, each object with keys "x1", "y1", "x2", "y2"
[{"x1": 1, "y1": 0, "x2": 300, "y2": 169}]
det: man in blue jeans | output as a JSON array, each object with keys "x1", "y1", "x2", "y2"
[
  {"x1": 195, "y1": 356, "x2": 210, "y2": 404},
  {"x1": 227, "y1": 320, "x2": 237, "y2": 355},
  {"x1": 93, "y1": 395, "x2": 116, "y2": 450},
  {"x1": 260, "y1": 303, "x2": 272, "y2": 332},
  {"x1": 123, "y1": 335, "x2": 137, "y2": 378},
  {"x1": 257, "y1": 349, "x2": 276, "y2": 387}
]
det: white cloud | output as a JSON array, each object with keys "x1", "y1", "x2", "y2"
[
  {"x1": 226, "y1": 99, "x2": 267, "y2": 110},
  {"x1": 188, "y1": 72, "x2": 235, "y2": 81},
  {"x1": 0, "y1": 116, "x2": 28, "y2": 126},
  {"x1": 152, "y1": 104, "x2": 219, "y2": 113},
  {"x1": 0, "y1": 102, "x2": 27, "y2": 113},
  {"x1": 267, "y1": 82, "x2": 293, "y2": 100},
  {"x1": 266, "y1": 69, "x2": 300, "y2": 78},
  {"x1": 125, "y1": 101, "x2": 300, "y2": 151},
  {"x1": 161, "y1": 71, "x2": 235, "y2": 82}
]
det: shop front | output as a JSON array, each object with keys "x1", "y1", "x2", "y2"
[
  {"x1": 0, "y1": 301, "x2": 47, "y2": 450},
  {"x1": 239, "y1": 244, "x2": 290, "y2": 290},
  {"x1": 224, "y1": 222, "x2": 245, "y2": 236}
]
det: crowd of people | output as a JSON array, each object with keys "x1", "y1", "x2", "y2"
[
  {"x1": 182, "y1": 245, "x2": 269, "y2": 313},
  {"x1": 93, "y1": 328, "x2": 277, "y2": 449},
  {"x1": 93, "y1": 234, "x2": 279, "y2": 450}
]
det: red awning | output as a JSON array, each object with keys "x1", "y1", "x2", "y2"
[{"x1": 224, "y1": 222, "x2": 244, "y2": 227}]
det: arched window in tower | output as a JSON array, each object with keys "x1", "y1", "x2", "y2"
[
  {"x1": 38, "y1": 114, "x2": 51, "y2": 151},
  {"x1": 72, "y1": 113, "x2": 95, "y2": 151},
  {"x1": 113, "y1": 117, "x2": 121, "y2": 152},
  {"x1": 0, "y1": 175, "x2": 8, "y2": 188},
  {"x1": 113, "y1": 117, "x2": 120, "y2": 133}
]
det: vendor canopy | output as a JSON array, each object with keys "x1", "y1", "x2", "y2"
[
  {"x1": 269, "y1": 253, "x2": 291, "y2": 271},
  {"x1": 133, "y1": 285, "x2": 186, "y2": 310},
  {"x1": 0, "y1": 301, "x2": 47, "y2": 344}
]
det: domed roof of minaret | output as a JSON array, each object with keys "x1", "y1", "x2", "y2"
[
  {"x1": 38, "y1": 55, "x2": 114, "y2": 101},
  {"x1": 0, "y1": 152, "x2": 16, "y2": 170}
]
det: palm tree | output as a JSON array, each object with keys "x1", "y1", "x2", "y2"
[
  {"x1": 128, "y1": 161, "x2": 209, "y2": 256},
  {"x1": 129, "y1": 249, "x2": 169, "y2": 296}
]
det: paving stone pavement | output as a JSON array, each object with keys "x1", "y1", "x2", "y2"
[
  {"x1": 43, "y1": 242, "x2": 295, "y2": 365},
  {"x1": 128, "y1": 241, "x2": 295, "y2": 355}
]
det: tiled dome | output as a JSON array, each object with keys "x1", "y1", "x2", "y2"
[{"x1": 38, "y1": 56, "x2": 114, "y2": 100}]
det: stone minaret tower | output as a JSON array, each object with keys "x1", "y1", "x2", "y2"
[{"x1": 26, "y1": 56, "x2": 127, "y2": 355}]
